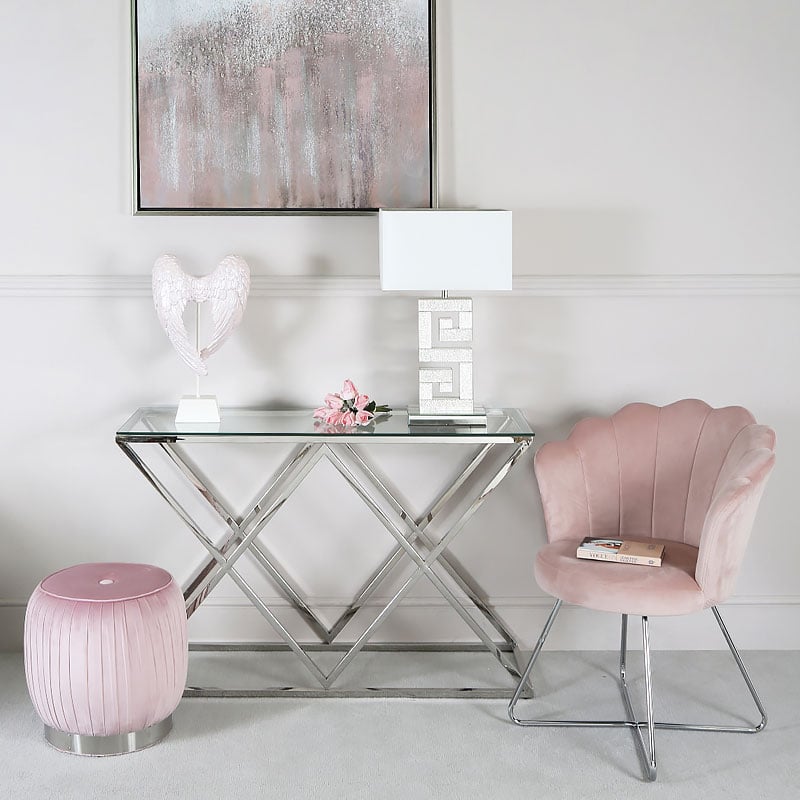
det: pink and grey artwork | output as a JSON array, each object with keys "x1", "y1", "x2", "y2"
[{"x1": 135, "y1": 0, "x2": 431, "y2": 211}]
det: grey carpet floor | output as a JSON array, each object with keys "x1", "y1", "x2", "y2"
[{"x1": 1, "y1": 650, "x2": 799, "y2": 799}]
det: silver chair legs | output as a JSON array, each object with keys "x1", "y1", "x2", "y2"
[
  {"x1": 620, "y1": 613, "x2": 657, "y2": 781},
  {"x1": 508, "y1": 600, "x2": 767, "y2": 782}
]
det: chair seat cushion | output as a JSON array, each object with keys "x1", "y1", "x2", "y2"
[{"x1": 534, "y1": 539, "x2": 709, "y2": 616}]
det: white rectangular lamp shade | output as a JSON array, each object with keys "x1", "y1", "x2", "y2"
[
  {"x1": 379, "y1": 210, "x2": 512, "y2": 291},
  {"x1": 378, "y1": 209, "x2": 512, "y2": 424}
]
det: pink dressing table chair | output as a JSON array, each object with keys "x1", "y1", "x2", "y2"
[{"x1": 508, "y1": 400, "x2": 776, "y2": 781}]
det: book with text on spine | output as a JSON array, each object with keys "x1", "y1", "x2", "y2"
[{"x1": 576, "y1": 537, "x2": 664, "y2": 567}]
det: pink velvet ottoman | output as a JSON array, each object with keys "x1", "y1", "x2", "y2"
[{"x1": 24, "y1": 563, "x2": 188, "y2": 755}]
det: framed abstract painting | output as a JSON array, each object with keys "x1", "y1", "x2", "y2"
[{"x1": 132, "y1": 0, "x2": 434, "y2": 213}]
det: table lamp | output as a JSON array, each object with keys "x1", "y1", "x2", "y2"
[{"x1": 378, "y1": 209, "x2": 513, "y2": 426}]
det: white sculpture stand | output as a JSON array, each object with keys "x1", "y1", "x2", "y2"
[
  {"x1": 176, "y1": 394, "x2": 220, "y2": 424},
  {"x1": 175, "y1": 305, "x2": 220, "y2": 427}
]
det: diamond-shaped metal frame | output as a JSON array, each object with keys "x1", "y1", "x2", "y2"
[{"x1": 117, "y1": 424, "x2": 532, "y2": 697}]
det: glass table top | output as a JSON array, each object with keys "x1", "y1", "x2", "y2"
[{"x1": 117, "y1": 407, "x2": 534, "y2": 443}]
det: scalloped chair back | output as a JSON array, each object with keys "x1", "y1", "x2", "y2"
[{"x1": 533, "y1": 399, "x2": 775, "y2": 613}]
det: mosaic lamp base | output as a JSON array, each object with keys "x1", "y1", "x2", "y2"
[{"x1": 413, "y1": 297, "x2": 487, "y2": 427}]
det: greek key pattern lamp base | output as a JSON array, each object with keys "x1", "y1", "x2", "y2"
[{"x1": 413, "y1": 298, "x2": 487, "y2": 426}]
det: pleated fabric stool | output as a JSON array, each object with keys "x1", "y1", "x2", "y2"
[{"x1": 24, "y1": 562, "x2": 188, "y2": 755}]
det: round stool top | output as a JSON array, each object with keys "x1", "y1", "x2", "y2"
[{"x1": 40, "y1": 563, "x2": 174, "y2": 603}]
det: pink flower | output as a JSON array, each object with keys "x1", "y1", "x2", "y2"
[
  {"x1": 355, "y1": 410, "x2": 373, "y2": 425},
  {"x1": 314, "y1": 379, "x2": 388, "y2": 429},
  {"x1": 325, "y1": 410, "x2": 345, "y2": 425},
  {"x1": 340, "y1": 379, "x2": 357, "y2": 401},
  {"x1": 324, "y1": 393, "x2": 342, "y2": 409}
]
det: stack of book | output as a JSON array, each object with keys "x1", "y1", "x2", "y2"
[{"x1": 576, "y1": 537, "x2": 664, "y2": 567}]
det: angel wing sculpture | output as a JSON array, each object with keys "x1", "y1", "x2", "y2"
[{"x1": 152, "y1": 254, "x2": 251, "y2": 376}]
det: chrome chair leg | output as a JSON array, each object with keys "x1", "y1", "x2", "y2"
[
  {"x1": 642, "y1": 618, "x2": 657, "y2": 779},
  {"x1": 508, "y1": 599, "x2": 562, "y2": 722},
  {"x1": 507, "y1": 604, "x2": 766, "y2": 782},
  {"x1": 618, "y1": 615, "x2": 657, "y2": 780},
  {"x1": 712, "y1": 605, "x2": 767, "y2": 731}
]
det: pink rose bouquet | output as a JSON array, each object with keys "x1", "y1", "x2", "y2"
[{"x1": 313, "y1": 379, "x2": 390, "y2": 427}]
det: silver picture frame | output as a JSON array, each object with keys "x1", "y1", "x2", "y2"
[{"x1": 131, "y1": 0, "x2": 438, "y2": 215}]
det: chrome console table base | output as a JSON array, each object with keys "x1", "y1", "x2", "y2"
[
  {"x1": 116, "y1": 408, "x2": 534, "y2": 698},
  {"x1": 184, "y1": 642, "x2": 534, "y2": 699}
]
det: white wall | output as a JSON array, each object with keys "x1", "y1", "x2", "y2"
[{"x1": 1, "y1": 0, "x2": 798, "y2": 652}]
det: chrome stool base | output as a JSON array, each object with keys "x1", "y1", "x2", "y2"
[{"x1": 44, "y1": 715, "x2": 173, "y2": 756}]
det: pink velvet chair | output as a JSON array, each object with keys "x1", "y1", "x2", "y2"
[{"x1": 508, "y1": 400, "x2": 776, "y2": 781}]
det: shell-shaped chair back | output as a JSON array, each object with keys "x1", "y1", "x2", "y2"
[{"x1": 534, "y1": 399, "x2": 776, "y2": 605}]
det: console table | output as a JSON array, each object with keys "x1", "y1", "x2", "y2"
[{"x1": 116, "y1": 407, "x2": 534, "y2": 698}]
